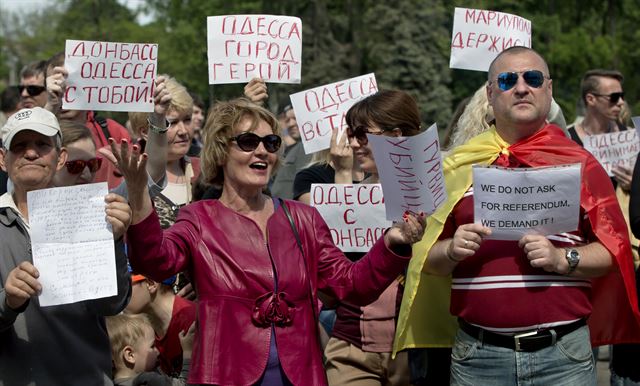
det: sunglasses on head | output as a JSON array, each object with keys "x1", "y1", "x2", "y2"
[
  {"x1": 495, "y1": 70, "x2": 548, "y2": 91},
  {"x1": 231, "y1": 132, "x2": 282, "y2": 153},
  {"x1": 592, "y1": 91, "x2": 624, "y2": 104},
  {"x1": 345, "y1": 125, "x2": 390, "y2": 146},
  {"x1": 18, "y1": 85, "x2": 46, "y2": 97},
  {"x1": 65, "y1": 158, "x2": 102, "y2": 174}
]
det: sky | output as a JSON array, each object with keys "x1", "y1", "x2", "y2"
[{"x1": 0, "y1": 0, "x2": 153, "y2": 24}]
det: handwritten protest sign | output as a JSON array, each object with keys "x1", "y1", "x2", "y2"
[
  {"x1": 450, "y1": 8, "x2": 532, "y2": 72},
  {"x1": 28, "y1": 183, "x2": 116, "y2": 307},
  {"x1": 367, "y1": 124, "x2": 446, "y2": 221},
  {"x1": 632, "y1": 116, "x2": 640, "y2": 139},
  {"x1": 311, "y1": 184, "x2": 391, "y2": 252},
  {"x1": 290, "y1": 73, "x2": 378, "y2": 154},
  {"x1": 207, "y1": 15, "x2": 302, "y2": 84},
  {"x1": 473, "y1": 164, "x2": 581, "y2": 240},
  {"x1": 63, "y1": 40, "x2": 157, "y2": 112},
  {"x1": 582, "y1": 130, "x2": 639, "y2": 176}
]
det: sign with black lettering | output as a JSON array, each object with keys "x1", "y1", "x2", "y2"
[
  {"x1": 63, "y1": 39, "x2": 157, "y2": 112},
  {"x1": 207, "y1": 15, "x2": 302, "y2": 84},
  {"x1": 367, "y1": 124, "x2": 446, "y2": 221},
  {"x1": 473, "y1": 164, "x2": 581, "y2": 240},
  {"x1": 310, "y1": 183, "x2": 390, "y2": 252},
  {"x1": 290, "y1": 73, "x2": 378, "y2": 154},
  {"x1": 450, "y1": 7, "x2": 531, "y2": 72},
  {"x1": 583, "y1": 130, "x2": 640, "y2": 176}
]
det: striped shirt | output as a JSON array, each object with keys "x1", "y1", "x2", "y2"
[{"x1": 441, "y1": 187, "x2": 595, "y2": 333}]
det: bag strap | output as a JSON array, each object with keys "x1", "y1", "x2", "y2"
[
  {"x1": 94, "y1": 114, "x2": 112, "y2": 145},
  {"x1": 278, "y1": 199, "x2": 321, "y2": 334}
]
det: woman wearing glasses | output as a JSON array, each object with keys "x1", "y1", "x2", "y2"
[
  {"x1": 319, "y1": 90, "x2": 423, "y2": 386},
  {"x1": 115, "y1": 97, "x2": 426, "y2": 386}
]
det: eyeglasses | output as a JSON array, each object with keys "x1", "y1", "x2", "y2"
[
  {"x1": 494, "y1": 70, "x2": 548, "y2": 91},
  {"x1": 17, "y1": 85, "x2": 46, "y2": 97},
  {"x1": 591, "y1": 92, "x2": 624, "y2": 104},
  {"x1": 65, "y1": 158, "x2": 102, "y2": 174},
  {"x1": 345, "y1": 125, "x2": 390, "y2": 146},
  {"x1": 230, "y1": 132, "x2": 282, "y2": 153}
]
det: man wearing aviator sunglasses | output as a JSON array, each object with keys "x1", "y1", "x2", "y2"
[
  {"x1": 18, "y1": 60, "x2": 48, "y2": 109},
  {"x1": 400, "y1": 47, "x2": 640, "y2": 386}
]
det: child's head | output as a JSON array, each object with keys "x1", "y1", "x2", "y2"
[
  {"x1": 106, "y1": 313, "x2": 159, "y2": 376},
  {"x1": 125, "y1": 273, "x2": 176, "y2": 314}
]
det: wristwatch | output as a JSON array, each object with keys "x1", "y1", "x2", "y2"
[
  {"x1": 564, "y1": 248, "x2": 580, "y2": 275},
  {"x1": 147, "y1": 116, "x2": 169, "y2": 134}
]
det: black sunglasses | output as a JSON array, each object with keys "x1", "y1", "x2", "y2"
[
  {"x1": 495, "y1": 70, "x2": 548, "y2": 91},
  {"x1": 592, "y1": 92, "x2": 624, "y2": 104},
  {"x1": 65, "y1": 158, "x2": 102, "y2": 174},
  {"x1": 345, "y1": 125, "x2": 390, "y2": 146},
  {"x1": 18, "y1": 85, "x2": 46, "y2": 97},
  {"x1": 231, "y1": 132, "x2": 282, "y2": 153}
]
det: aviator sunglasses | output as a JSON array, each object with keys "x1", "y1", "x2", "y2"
[
  {"x1": 495, "y1": 70, "x2": 549, "y2": 91},
  {"x1": 231, "y1": 132, "x2": 282, "y2": 153},
  {"x1": 591, "y1": 92, "x2": 624, "y2": 104},
  {"x1": 17, "y1": 85, "x2": 47, "y2": 97},
  {"x1": 65, "y1": 158, "x2": 102, "y2": 174},
  {"x1": 345, "y1": 125, "x2": 391, "y2": 146}
]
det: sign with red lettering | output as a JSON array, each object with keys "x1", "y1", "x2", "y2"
[
  {"x1": 63, "y1": 40, "x2": 157, "y2": 112},
  {"x1": 290, "y1": 73, "x2": 378, "y2": 154},
  {"x1": 310, "y1": 183, "x2": 390, "y2": 252},
  {"x1": 583, "y1": 130, "x2": 640, "y2": 176},
  {"x1": 207, "y1": 15, "x2": 302, "y2": 84},
  {"x1": 367, "y1": 124, "x2": 446, "y2": 221},
  {"x1": 450, "y1": 8, "x2": 532, "y2": 72}
]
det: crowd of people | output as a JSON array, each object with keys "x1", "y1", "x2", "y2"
[{"x1": 1, "y1": 45, "x2": 640, "y2": 386}]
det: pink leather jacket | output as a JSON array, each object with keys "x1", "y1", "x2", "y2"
[{"x1": 127, "y1": 199, "x2": 411, "y2": 386}]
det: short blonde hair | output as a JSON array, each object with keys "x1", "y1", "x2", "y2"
[
  {"x1": 127, "y1": 74, "x2": 193, "y2": 138},
  {"x1": 201, "y1": 98, "x2": 282, "y2": 184},
  {"x1": 106, "y1": 313, "x2": 153, "y2": 370}
]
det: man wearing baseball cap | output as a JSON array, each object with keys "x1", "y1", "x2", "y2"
[{"x1": 0, "y1": 107, "x2": 133, "y2": 385}]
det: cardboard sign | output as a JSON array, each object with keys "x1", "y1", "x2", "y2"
[
  {"x1": 473, "y1": 164, "x2": 581, "y2": 240},
  {"x1": 583, "y1": 130, "x2": 640, "y2": 176},
  {"x1": 207, "y1": 15, "x2": 302, "y2": 84},
  {"x1": 450, "y1": 7, "x2": 532, "y2": 72},
  {"x1": 311, "y1": 183, "x2": 391, "y2": 252},
  {"x1": 290, "y1": 73, "x2": 378, "y2": 154},
  {"x1": 63, "y1": 40, "x2": 157, "y2": 112},
  {"x1": 632, "y1": 116, "x2": 640, "y2": 139},
  {"x1": 367, "y1": 124, "x2": 446, "y2": 221}
]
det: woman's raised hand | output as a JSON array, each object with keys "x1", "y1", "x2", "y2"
[{"x1": 384, "y1": 211, "x2": 427, "y2": 246}]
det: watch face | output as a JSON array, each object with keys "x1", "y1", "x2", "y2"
[{"x1": 567, "y1": 249, "x2": 580, "y2": 265}]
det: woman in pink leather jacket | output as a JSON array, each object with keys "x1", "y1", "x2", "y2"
[{"x1": 115, "y1": 98, "x2": 426, "y2": 386}]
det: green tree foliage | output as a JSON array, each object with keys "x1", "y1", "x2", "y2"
[{"x1": 2, "y1": 0, "x2": 640, "y2": 128}]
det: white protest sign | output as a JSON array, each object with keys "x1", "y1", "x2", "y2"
[
  {"x1": 290, "y1": 73, "x2": 378, "y2": 154},
  {"x1": 28, "y1": 182, "x2": 117, "y2": 307},
  {"x1": 207, "y1": 15, "x2": 302, "y2": 84},
  {"x1": 582, "y1": 130, "x2": 640, "y2": 176},
  {"x1": 450, "y1": 7, "x2": 532, "y2": 72},
  {"x1": 632, "y1": 116, "x2": 640, "y2": 138},
  {"x1": 310, "y1": 183, "x2": 391, "y2": 252},
  {"x1": 63, "y1": 40, "x2": 157, "y2": 112},
  {"x1": 473, "y1": 164, "x2": 581, "y2": 240},
  {"x1": 367, "y1": 124, "x2": 446, "y2": 221}
]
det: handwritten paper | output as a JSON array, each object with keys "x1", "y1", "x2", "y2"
[
  {"x1": 583, "y1": 130, "x2": 640, "y2": 176},
  {"x1": 28, "y1": 182, "x2": 116, "y2": 307},
  {"x1": 450, "y1": 8, "x2": 532, "y2": 72},
  {"x1": 310, "y1": 184, "x2": 391, "y2": 252},
  {"x1": 63, "y1": 40, "x2": 157, "y2": 112},
  {"x1": 290, "y1": 73, "x2": 378, "y2": 154},
  {"x1": 473, "y1": 164, "x2": 581, "y2": 240},
  {"x1": 367, "y1": 124, "x2": 446, "y2": 221},
  {"x1": 207, "y1": 15, "x2": 302, "y2": 84}
]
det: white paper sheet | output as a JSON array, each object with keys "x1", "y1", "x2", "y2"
[{"x1": 28, "y1": 182, "x2": 116, "y2": 307}]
